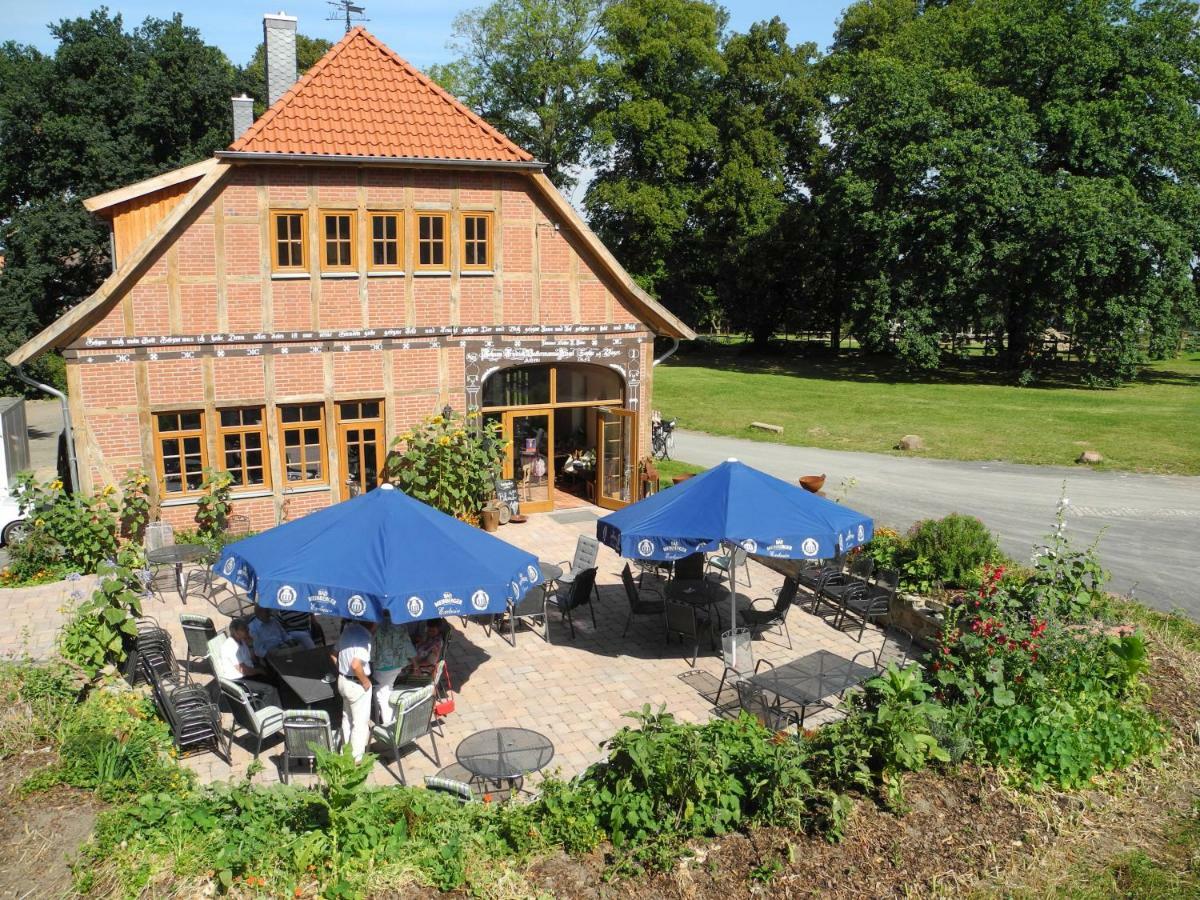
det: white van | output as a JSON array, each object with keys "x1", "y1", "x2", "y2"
[{"x1": 0, "y1": 398, "x2": 31, "y2": 545}]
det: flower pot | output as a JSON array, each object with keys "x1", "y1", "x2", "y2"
[{"x1": 480, "y1": 507, "x2": 500, "y2": 532}]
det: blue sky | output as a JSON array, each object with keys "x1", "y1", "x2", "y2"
[{"x1": 3, "y1": 1, "x2": 850, "y2": 69}]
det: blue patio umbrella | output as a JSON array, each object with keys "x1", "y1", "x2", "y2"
[
  {"x1": 211, "y1": 484, "x2": 542, "y2": 624},
  {"x1": 597, "y1": 459, "x2": 873, "y2": 665}
]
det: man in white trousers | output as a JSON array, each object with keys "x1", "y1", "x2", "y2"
[{"x1": 336, "y1": 618, "x2": 376, "y2": 762}]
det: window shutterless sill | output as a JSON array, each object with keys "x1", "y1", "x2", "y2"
[
  {"x1": 282, "y1": 484, "x2": 330, "y2": 495},
  {"x1": 412, "y1": 270, "x2": 452, "y2": 278},
  {"x1": 366, "y1": 270, "x2": 405, "y2": 278},
  {"x1": 271, "y1": 272, "x2": 311, "y2": 280},
  {"x1": 161, "y1": 489, "x2": 274, "y2": 507},
  {"x1": 320, "y1": 271, "x2": 359, "y2": 279},
  {"x1": 460, "y1": 270, "x2": 495, "y2": 277}
]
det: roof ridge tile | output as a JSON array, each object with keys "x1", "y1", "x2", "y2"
[{"x1": 228, "y1": 27, "x2": 535, "y2": 164}]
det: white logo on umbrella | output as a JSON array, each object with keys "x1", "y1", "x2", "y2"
[
  {"x1": 741, "y1": 539, "x2": 758, "y2": 554},
  {"x1": 222, "y1": 557, "x2": 235, "y2": 576},
  {"x1": 801, "y1": 538, "x2": 819, "y2": 556},
  {"x1": 471, "y1": 589, "x2": 490, "y2": 611},
  {"x1": 406, "y1": 595, "x2": 423, "y2": 618},
  {"x1": 276, "y1": 585, "x2": 297, "y2": 607},
  {"x1": 527, "y1": 564, "x2": 539, "y2": 582},
  {"x1": 347, "y1": 595, "x2": 367, "y2": 617},
  {"x1": 857, "y1": 524, "x2": 865, "y2": 541},
  {"x1": 637, "y1": 539, "x2": 655, "y2": 557}
]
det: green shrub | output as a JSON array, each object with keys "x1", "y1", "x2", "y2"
[
  {"x1": 58, "y1": 547, "x2": 149, "y2": 679},
  {"x1": 906, "y1": 513, "x2": 1002, "y2": 588},
  {"x1": 194, "y1": 469, "x2": 234, "y2": 539},
  {"x1": 385, "y1": 410, "x2": 506, "y2": 522}
]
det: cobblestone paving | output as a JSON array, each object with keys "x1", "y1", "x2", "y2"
[{"x1": 0, "y1": 511, "x2": 886, "y2": 790}]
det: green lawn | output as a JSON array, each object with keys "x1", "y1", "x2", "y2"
[{"x1": 653, "y1": 349, "x2": 1200, "y2": 475}]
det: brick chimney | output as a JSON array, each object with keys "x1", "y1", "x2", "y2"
[
  {"x1": 263, "y1": 12, "x2": 298, "y2": 107},
  {"x1": 231, "y1": 94, "x2": 255, "y2": 139}
]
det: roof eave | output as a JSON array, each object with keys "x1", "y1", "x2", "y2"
[
  {"x1": 216, "y1": 150, "x2": 545, "y2": 171},
  {"x1": 83, "y1": 158, "x2": 218, "y2": 214}
]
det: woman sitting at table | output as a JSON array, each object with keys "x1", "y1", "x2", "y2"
[
  {"x1": 406, "y1": 619, "x2": 445, "y2": 678},
  {"x1": 372, "y1": 611, "x2": 416, "y2": 726}
]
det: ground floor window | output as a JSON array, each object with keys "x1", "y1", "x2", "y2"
[
  {"x1": 215, "y1": 407, "x2": 268, "y2": 488},
  {"x1": 279, "y1": 404, "x2": 326, "y2": 485},
  {"x1": 154, "y1": 411, "x2": 206, "y2": 495},
  {"x1": 336, "y1": 400, "x2": 385, "y2": 499}
]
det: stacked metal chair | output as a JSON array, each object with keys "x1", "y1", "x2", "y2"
[{"x1": 135, "y1": 625, "x2": 228, "y2": 761}]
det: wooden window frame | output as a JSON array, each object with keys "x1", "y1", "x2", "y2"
[
  {"x1": 319, "y1": 209, "x2": 357, "y2": 272},
  {"x1": 367, "y1": 211, "x2": 403, "y2": 272},
  {"x1": 153, "y1": 410, "x2": 207, "y2": 497},
  {"x1": 335, "y1": 400, "x2": 386, "y2": 500},
  {"x1": 270, "y1": 210, "x2": 307, "y2": 272},
  {"x1": 278, "y1": 404, "x2": 328, "y2": 487},
  {"x1": 217, "y1": 406, "x2": 271, "y2": 490},
  {"x1": 415, "y1": 212, "x2": 450, "y2": 271},
  {"x1": 460, "y1": 211, "x2": 493, "y2": 271}
]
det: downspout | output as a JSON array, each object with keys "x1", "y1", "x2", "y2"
[
  {"x1": 13, "y1": 365, "x2": 80, "y2": 492},
  {"x1": 652, "y1": 337, "x2": 681, "y2": 367}
]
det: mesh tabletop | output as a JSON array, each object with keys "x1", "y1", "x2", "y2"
[
  {"x1": 539, "y1": 561, "x2": 564, "y2": 582},
  {"x1": 456, "y1": 727, "x2": 555, "y2": 780},
  {"x1": 747, "y1": 650, "x2": 877, "y2": 707},
  {"x1": 146, "y1": 544, "x2": 209, "y2": 565}
]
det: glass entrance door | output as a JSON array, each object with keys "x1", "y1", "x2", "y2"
[
  {"x1": 337, "y1": 400, "x2": 385, "y2": 500},
  {"x1": 503, "y1": 409, "x2": 553, "y2": 513},
  {"x1": 595, "y1": 408, "x2": 637, "y2": 509}
]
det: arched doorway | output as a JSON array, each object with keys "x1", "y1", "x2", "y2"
[{"x1": 480, "y1": 363, "x2": 637, "y2": 512}]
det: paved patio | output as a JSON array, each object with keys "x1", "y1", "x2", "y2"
[{"x1": 0, "y1": 508, "x2": 889, "y2": 789}]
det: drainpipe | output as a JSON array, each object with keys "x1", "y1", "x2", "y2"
[
  {"x1": 652, "y1": 337, "x2": 680, "y2": 367},
  {"x1": 13, "y1": 365, "x2": 80, "y2": 493}
]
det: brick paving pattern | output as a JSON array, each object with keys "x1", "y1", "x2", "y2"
[{"x1": 0, "y1": 510, "x2": 886, "y2": 790}]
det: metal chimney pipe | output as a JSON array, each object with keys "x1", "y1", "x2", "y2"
[
  {"x1": 231, "y1": 94, "x2": 255, "y2": 139},
  {"x1": 263, "y1": 12, "x2": 298, "y2": 107}
]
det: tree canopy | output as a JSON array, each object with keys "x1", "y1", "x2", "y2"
[
  {"x1": 823, "y1": 0, "x2": 1200, "y2": 382},
  {"x1": 428, "y1": 0, "x2": 604, "y2": 190},
  {"x1": 0, "y1": 11, "x2": 327, "y2": 390}
]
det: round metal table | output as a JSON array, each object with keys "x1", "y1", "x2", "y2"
[
  {"x1": 456, "y1": 727, "x2": 555, "y2": 782},
  {"x1": 145, "y1": 543, "x2": 209, "y2": 601},
  {"x1": 539, "y1": 561, "x2": 563, "y2": 586}
]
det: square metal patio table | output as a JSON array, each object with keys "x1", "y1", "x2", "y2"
[
  {"x1": 268, "y1": 645, "x2": 337, "y2": 707},
  {"x1": 746, "y1": 649, "x2": 878, "y2": 709},
  {"x1": 145, "y1": 543, "x2": 210, "y2": 602}
]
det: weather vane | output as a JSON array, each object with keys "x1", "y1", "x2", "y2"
[{"x1": 327, "y1": 0, "x2": 368, "y2": 34}]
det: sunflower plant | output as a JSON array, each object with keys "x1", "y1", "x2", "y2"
[{"x1": 384, "y1": 410, "x2": 506, "y2": 522}]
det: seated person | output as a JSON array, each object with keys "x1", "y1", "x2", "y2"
[
  {"x1": 406, "y1": 619, "x2": 445, "y2": 678},
  {"x1": 217, "y1": 617, "x2": 281, "y2": 709},
  {"x1": 249, "y1": 605, "x2": 315, "y2": 658}
]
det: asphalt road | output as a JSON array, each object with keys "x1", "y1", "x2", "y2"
[{"x1": 673, "y1": 430, "x2": 1200, "y2": 620}]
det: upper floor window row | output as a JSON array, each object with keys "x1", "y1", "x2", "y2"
[{"x1": 269, "y1": 210, "x2": 493, "y2": 275}]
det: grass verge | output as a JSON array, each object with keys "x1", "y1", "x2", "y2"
[{"x1": 653, "y1": 347, "x2": 1200, "y2": 474}]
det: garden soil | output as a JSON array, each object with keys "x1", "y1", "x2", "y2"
[{"x1": 0, "y1": 751, "x2": 98, "y2": 899}]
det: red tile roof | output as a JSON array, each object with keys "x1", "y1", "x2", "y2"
[{"x1": 229, "y1": 28, "x2": 534, "y2": 163}]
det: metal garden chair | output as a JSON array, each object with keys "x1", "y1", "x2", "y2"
[
  {"x1": 707, "y1": 545, "x2": 751, "y2": 586},
  {"x1": 737, "y1": 577, "x2": 799, "y2": 649},
  {"x1": 555, "y1": 535, "x2": 602, "y2": 603},
  {"x1": 620, "y1": 563, "x2": 665, "y2": 636},
  {"x1": 836, "y1": 569, "x2": 899, "y2": 641},
  {"x1": 219, "y1": 677, "x2": 284, "y2": 759},
  {"x1": 281, "y1": 709, "x2": 336, "y2": 783},
  {"x1": 371, "y1": 684, "x2": 441, "y2": 784},
  {"x1": 548, "y1": 567, "x2": 598, "y2": 639},
  {"x1": 662, "y1": 599, "x2": 717, "y2": 667}
]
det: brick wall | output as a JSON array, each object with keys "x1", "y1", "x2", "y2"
[{"x1": 71, "y1": 163, "x2": 666, "y2": 518}]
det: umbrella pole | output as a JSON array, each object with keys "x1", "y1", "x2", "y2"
[{"x1": 727, "y1": 539, "x2": 737, "y2": 669}]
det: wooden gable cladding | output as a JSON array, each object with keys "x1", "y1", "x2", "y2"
[{"x1": 107, "y1": 179, "x2": 200, "y2": 266}]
